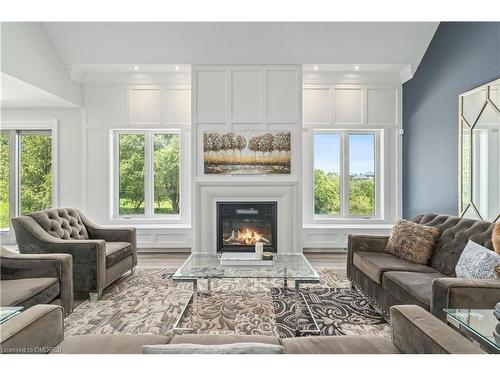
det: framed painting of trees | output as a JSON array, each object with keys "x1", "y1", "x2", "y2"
[{"x1": 203, "y1": 131, "x2": 291, "y2": 174}]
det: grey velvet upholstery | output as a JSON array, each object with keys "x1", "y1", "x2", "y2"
[
  {"x1": 390, "y1": 305, "x2": 483, "y2": 354},
  {"x1": 0, "y1": 305, "x2": 64, "y2": 354},
  {"x1": 353, "y1": 251, "x2": 436, "y2": 285},
  {"x1": 12, "y1": 208, "x2": 137, "y2": 294},
  {"x1": 282, "y1": 336, "x2": 399, "y2": 354},
  {"x1": 54, "y1": 335, "x2": 172, "y2": 354},
  {"x1": 1, "y1": 304, "x2": 480, "y2": 354},
  {"x1": 0, "y1": 247, "x2": 73, "y2": 314},
  {"x1": 348, "y1": 213, "x2": 499, "y2": 319}
]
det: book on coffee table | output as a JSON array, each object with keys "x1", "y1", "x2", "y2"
[{"x1": 219, "y1": 252, "x2": 275, "y2": 266}]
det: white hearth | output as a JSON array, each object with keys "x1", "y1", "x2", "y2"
[{"x1": 195, "y1": 181, "x2": 300, "y2": 254}]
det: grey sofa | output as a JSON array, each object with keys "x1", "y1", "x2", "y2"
[
  {"x1": 0, "y1": 304, "x2": 483, "y2": 354},
  {"x1": 348, "y1": 213, "x2": 500, "y2": 320},
  {"x1": 12, "y1": 208, "x2": 137, "y2": 299},
  {"x1": 0, "y1": 247, "x2": 73, "y2": 315}
]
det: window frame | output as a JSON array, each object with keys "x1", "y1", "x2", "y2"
[
  {"x1": 113, "y1": 129, "x2": 182, "y2": 220},
  {"x1": 312, "y1": 129, "x2": 382, "y2": 221},
  {"x1": 0, "y1": 121, "x2": 58, "y2": 239}
]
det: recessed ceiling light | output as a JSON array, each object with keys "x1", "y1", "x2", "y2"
[
  {"x1": 313, "y1": 65, "x2": 319, "y2": 70},
  {"x1": 354, "y1": 65, "x2": 360, "y2": 70},
  {"x1": 174, "y1": 66, "x2": 180, "y2": 70},
  {"x1": 133, "y1": 66, "x2": 139, "y2": 71}
]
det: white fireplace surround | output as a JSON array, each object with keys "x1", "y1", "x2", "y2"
[{"x1": 195, "y1": 181, "x2": 299, "y2": 254}]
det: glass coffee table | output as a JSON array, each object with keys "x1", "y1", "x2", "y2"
[
  {"x1": 444, "y1": 308, "x2": 500, "y2": 353},
  {"x1": 172, "y1": 253, "x2": 320, "y2": 336}
]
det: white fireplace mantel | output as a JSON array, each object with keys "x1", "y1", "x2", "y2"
[{"x1": 194, "y1": 180, "x2": 300, "y2": 254}]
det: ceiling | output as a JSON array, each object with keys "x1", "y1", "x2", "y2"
[{"x1": 43, "y1": 22, "x2": 438, "y2": 68}]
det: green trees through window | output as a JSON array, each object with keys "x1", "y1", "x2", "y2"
[
  {"x1": 0, "y1": 131, "x2": 53, "y2": 230},
  {"x1": 117, "y1": 131, "x2": 180, "y2": 216},
  {"x1": 314, "y1": 132, "x2": 376, "y2": 217}
]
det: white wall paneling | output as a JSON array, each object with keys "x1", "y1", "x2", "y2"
[
  {"x1": 334, "y1": 88, "x2": 363, "y2": 125},
  {"x1": 193, "y1": 65, "x2": 302, "y2": 253},
  {"x1": 82, "y1": 72, "x2": 192, "y2": 250},
  {"x1": 129, "y1": 88, "x2": 162, "y2": 124},
  {"x1": 195, "y1": 70, "x2": 227, "y2": 122},
  {"x1": 367, "y1": 88, "x2": 398, "y2": 125},
  {"x1": 302, "y1": 73, "x2": 403, "y2": 249}
]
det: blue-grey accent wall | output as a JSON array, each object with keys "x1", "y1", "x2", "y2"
[{"x1": 403, "y1": 22, "x2": 500, "y2": 219}]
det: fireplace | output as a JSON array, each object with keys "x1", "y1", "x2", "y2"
[{"x1": 217, "y1": 201, "x2": 277, "y2": 252}]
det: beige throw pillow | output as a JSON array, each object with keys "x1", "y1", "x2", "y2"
[
  {"x1": 386, "y1": 220, "x2": 440, "y2": 265},
  {"x1": 493, "y1": 223, "x2": 500, "y2": 255}
]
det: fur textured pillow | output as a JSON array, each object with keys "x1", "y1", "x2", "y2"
[
  {"x1": 386, "y1": 220, "x2": 440, "y2": 265},
  {"x1": 493, "y1": 223, "x2": 500, "y2": 255}
]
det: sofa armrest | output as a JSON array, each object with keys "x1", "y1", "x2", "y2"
[
  {"x1": 78, "y1": 210, "x2": 137, "y2": 265},
  {"x1": 0, "y1": 248, "x2": 74, "y2": 314},
  {"x1": 0, "y1": 305, "x2": 64, "y2": 354},
  {"x1": 347, "y1": 234, "x2": 389, "y2": 279},
  {"x1": 390, "y1": 305, "x2": 484, "y2": 354},
  {"x1": 431, "y1": 278, "x2": 500, "y2": 321}
]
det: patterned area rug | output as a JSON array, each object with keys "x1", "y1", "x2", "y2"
[{"x1": 64, "y1": 268, "x2": 390, "y2": 339}]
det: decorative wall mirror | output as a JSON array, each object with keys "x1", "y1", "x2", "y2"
[{"x1": 459, "y1": 77, "x2": 500, "y2": 223}]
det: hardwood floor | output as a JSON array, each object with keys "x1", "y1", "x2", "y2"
[{"x1": 137, "y1": 252, "x2": 347, "y2": 271}]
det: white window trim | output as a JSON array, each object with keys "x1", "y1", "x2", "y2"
[
  {"x1": 0, "y1": 120, "x2": 59, "y2": 241},
  {"x1": 112, "y1": 129, "x2": 183, "y2": 221},
  {"x1": 311, "y1": 129, "x2": 382, "y2": 221}
]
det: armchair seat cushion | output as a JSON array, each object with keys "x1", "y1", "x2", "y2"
[
  {"x1": 382, "y1": 272, "x2": 446, "y2": 310},
  {"x1": 282, "y1": 336, "x2": 399, "y2": 354},
  {"x1": 0, "y1": 278, "x2": 60, "y2": 308},
  {"x1": 353, "y1": 251, "x2": 436, "y2": 285},
  {"x1": 105, "y1": 242, "x2": 133, "y2": 267}
]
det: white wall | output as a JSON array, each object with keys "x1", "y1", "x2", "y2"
[
  {"x1": 0, "y1": 108, "x2": 83, "y2": 209},
  {"x1": 192, "y1": 65, "x2": 302, "y2": 253},
  {"x1": 1, "y1": 23, "x2": 81, "y2": 106},
  {"x1": 301, "y1": 71, "x2": 403, "y2": 249},
  {"x1": 82, "y1": 72, "x2": 192, "y2": 250}
]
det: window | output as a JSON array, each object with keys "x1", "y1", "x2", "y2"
[
  {"x1": 314, "y1": 131, "x2": 378, "y2": 218},
  {"x1": 0, "y1": 129, "x2": 55, "y2": 232},
  {"x1": 115, "y1": 130, "x2": 180, "y2": 218}
]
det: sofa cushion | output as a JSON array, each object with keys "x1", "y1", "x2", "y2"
[
  {"x1": 386, "y1": 220, "x2": 440, "y2": 265},
  {"x1": 412, "y1": 213, "x2": 496, "y2": 276},
  {"x1": 105, "y1": 242, "x2": 133, "y2": 267},
  {"x1": 28, "y1": 208, "x2": 89, "y2": 240},
  {"x1": 170, "y1": 334, "x2": 281, "y2": 346},
  {"x1": 282, "y1": 336, "x2": 399, "y2": 354},
  {"x1": 142, "y1": 342, "x2": 284, "y2": 354},
  {"x1": 382, "y1": 272, "x2": 445, "y2": 310},
  {"x1": 353, "y1": 251, "x2": 437, "y2": 285},
  {"x1": 0, "y1": 278, "x2": 60, "y2": 308},
  {"x1": 52, "y1": 334, "x2": 171, "y2": 354}
]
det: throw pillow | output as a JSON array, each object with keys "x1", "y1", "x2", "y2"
[
  {"x1": 385, "y1": 220, "x2": 440, "y2": 265},
  {"x1": 455, "y1": 240, "x2": 500, "y2": 279},
  {"x1": 493, "y1": 223, "x2": 500, "y2": 255},
  {"x1": 142, "y1": 342, "x2": 285, "y2": 354}
]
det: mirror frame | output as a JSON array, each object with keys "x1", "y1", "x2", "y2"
[{"x1": 459, "y1": 77, "x2": 500, "y2": 223}]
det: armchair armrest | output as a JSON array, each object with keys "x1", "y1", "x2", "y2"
[
  {"x1": 0, "y1": 305, "x2": 64, "y2": 354},
  {"x1": 347, "y1": 234, "x2": 389, "y2": 278},
  {"x1": 78, "y1": 210, "x2": 137, "y2": 265},
  {"x1": 431, "y1": 277, "x2": 500, "y2": 321},
  {"x1": 12, "y1": 216, "x2": 106, "y2": 293},
  {"x1": 390, "y1": 305, "x2": 483, "y2": 354},
  {"x1": 0, "y1": 248, "x2": 73, "y2": 314}
]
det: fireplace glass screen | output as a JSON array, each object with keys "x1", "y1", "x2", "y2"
[{"x1": 217, "y1": 202, "x2": 277, "y2": 252}]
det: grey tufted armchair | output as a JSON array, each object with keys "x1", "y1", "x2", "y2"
[{"x1": 11, "y1": 208, "x2": 137, "y2": 300}]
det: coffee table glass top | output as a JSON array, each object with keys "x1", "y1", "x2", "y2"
[
  {"x1": 173, "y1": 253, "x2": 319, "y2": 281},
  {"x1": 444, "y1": 309, "x2": 500, "y2": 352}
]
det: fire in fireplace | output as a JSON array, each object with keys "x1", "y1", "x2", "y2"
[{"x1": 217, "y1": 202, "x2": 277, "y2": 252}]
